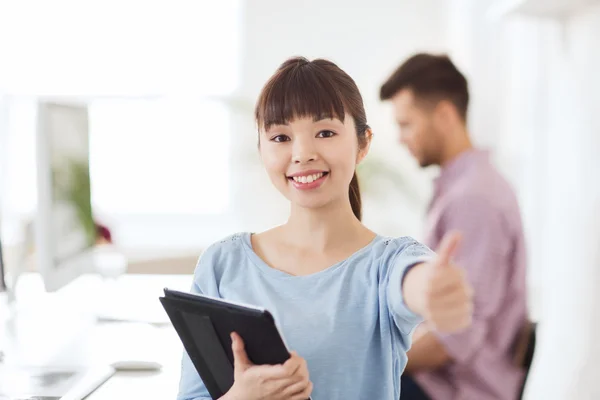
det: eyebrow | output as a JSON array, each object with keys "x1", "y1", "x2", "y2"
[
  {"x1": 267, "y1": 117, "x2": 341, "y2": 128},
  {"x1": 312, "y1": 117, "x2": 343, "y2": 124}
]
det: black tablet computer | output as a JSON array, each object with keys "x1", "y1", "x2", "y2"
[{"x1": 159, "y1": 288, "x2": 292, "y2": 400}]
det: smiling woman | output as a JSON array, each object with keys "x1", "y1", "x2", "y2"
[
  {"x1": 176, "y1": 56, "x2": 473, "y2": 400},
  {"x1": 254, "y1": 57, "x2": 372, "y2": 221}
]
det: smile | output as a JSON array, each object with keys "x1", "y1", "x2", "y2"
[
  {"x1": 291, "y1": 172, "x2": 324, "y2": 183},
  {"x1": 287, "y1": 171, "x2": 329, "y2": 190}
]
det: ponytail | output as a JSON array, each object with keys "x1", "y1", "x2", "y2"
[{"x1": 349, "y1": 172, "x2": 362, "y2": 221}]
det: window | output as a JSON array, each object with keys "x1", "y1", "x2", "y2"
[
  {"x1": 0, "y1": 0, "x2": 242, "y2": 213},
  {"x1": 89, "y1": 98, "x2": 231, "y2": 215},
  {"x1": 0, "y1": 1, "x2": 243, "y2": 248}
]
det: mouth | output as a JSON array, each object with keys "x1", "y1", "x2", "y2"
[{"x1": 287, "y1": 171, "x2": 329, "y2": 190}]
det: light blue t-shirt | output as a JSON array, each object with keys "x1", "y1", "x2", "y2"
[{"x1": 177, "y1": 232, "x2": 434, "y2": 400}]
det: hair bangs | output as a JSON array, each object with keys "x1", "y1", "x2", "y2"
[{"x1": 255, "y1": 60, "x2": 347, "y2": 131}]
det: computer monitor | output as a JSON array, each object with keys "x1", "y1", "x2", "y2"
[
  {"x1": 35, "y1": 100, "x2": 97, "y2": 292},
  {"x1": 0, "y1": 95, "x2": 7, "y2": 294},
  {"x1": 0, "y1": 232, "x2": 6, "y2": 293}
]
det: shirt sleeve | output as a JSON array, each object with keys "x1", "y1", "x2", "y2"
[
  {"x1": 387, "y1": 239, "x2": 435, "y2": 336},
  {"x1": 176, "y1": 254, "x2": 218, "y2": 400},
  {"x1": 433, "y1": 195, "x2": 512, "y2": 363}
]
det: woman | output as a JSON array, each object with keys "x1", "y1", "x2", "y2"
[{"x1": 178, "y1": 56, "x2": 472, "y2": 400}]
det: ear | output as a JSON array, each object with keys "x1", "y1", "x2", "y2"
[
  {"x1": 433, "y1": 100, "x2": 457, "y2": 130},
  {"x1": 356, "y1": 129, "x2": 373, "y2": 164}
]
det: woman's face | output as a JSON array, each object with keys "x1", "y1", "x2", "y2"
[{"x1": 259, "y1": 115, "x2": 368, "y2": 211}]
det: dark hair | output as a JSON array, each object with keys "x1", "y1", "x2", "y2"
[
  {"x1": 254, "y1": 56, "x2": 369, "y2": 220},
  {"x1": 379, "y1": 53, "x2": 469, "y2": 121}
]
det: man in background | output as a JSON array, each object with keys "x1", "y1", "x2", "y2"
[{"x1": 380, "y1": 53, "x2": 529, "y2": 400}]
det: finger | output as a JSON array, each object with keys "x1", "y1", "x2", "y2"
[
  {"x1": 428, "y1": 283, "x2": 473, "y2": 308},
  {"x1": 434, "y1": 231, "x2": 462, "y2": 266},
  {"x1": 262, "y1": 352, "x2": 303, "y2": 380},
  {"x1": 429, "y1": 300, "x2": 473, "y2": 322},
  {"x1": 282, "y1": 352, "x2": 304, "y2": 376},
  {"x1": 431, "y1": 266, "x2": 466, "y2": 290},
  {"x1": 430, "y1": 276, "x2": 471, "y2": 300},
  {"x1": 259, "y1": 375, "x2": 303, "y2": 398},
  {"x1": 250, "y1": 362, "x2": 303, "y2": 382},
  {"x1": 231, "y1": 332, "x2": 252, "y2": 370},
  {"x1": 430, "y1": 313, "x2": 473, "y2": 332},
  {"x1": 280, "y1": 377, "x2": 311, "y2": 397},
  {"x1": 265, "y1": 375, "x2": 305, "y2": 398},
  {"x1": 291, "y1": 381, "x2": 314, "y2": 400},
  {"x1": 429, "y1": 301, "x2": 473, "y2": 324},
  {"x1": 278, "y1": 376, "x2": 312, "y2": 400},
  {"x1": 427, "y1": 285, "x2": 468, "y2": 313},
  {"x1": 430, "y1": 290, "x2": 473, "y2": 310},
  {"x1": 258, "y1": 355, "x2": 307, "y2": 396}
]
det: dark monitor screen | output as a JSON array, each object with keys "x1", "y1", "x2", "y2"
[{"x1": 0, "y1": 233, "x2": 6, "y2": 292}]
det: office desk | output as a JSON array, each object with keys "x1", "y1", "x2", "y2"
[
  {"x1": 86, "y1": 324, "x2": 183, "y2": 400},
  {"x1": 88, "y1": 369, "x2": 179, "y2": 399},
  {"x1": 80, "y1": 274, "x2": 193, "y2": 399},
  {"x1": 1, "y1": 273, "x2": 194, "y2": 399}
]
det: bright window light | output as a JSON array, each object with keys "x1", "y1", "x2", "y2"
[
  {"x1": 0, "y1": 0, "x2": 242, "y2": 221},
  {"x1": 89, "y1": 98, "x2": 231, "y2": 215}
]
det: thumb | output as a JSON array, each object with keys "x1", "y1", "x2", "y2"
[
  {"x1": 231, "y1": 332, "x2": 252, "y2": 372},
  {"x1": 434, "y1": 231, "x2": 462, "y2": 267}
]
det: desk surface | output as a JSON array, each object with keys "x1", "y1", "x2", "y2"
[
  {"x1": 86, "y1": 324, "x2": 183, "y2": 400},
  {"x1": 1, "y1": 273, "x2": 194, "y2": 400}
]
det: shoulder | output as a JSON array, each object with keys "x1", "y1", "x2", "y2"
[
  {"x1": 374, "y1": 236, "x2": 430, "y2": 255},
  {"x1": 449, "y1": 162, "x2": 519, "y2": 214},
  {"x1": 370, "y1": 236, "x2": 435, "y2": 275},
  {"x1": 192, "y1": 232, "x2": 249, "y2": 287},
  {"x1": 442, "y1": 185, "x2": 512, "y2": 232},
  {"x1": 198, "y1": 232, "x2": 247, "y2": 260}
]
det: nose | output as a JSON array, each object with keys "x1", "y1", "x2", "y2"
[{"x1": 292, "y1": 137, "x2": 317, "y2": 164}]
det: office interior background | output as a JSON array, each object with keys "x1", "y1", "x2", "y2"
[{"x1": 0, "y1": 0, "x2": 599, "y2": 399}]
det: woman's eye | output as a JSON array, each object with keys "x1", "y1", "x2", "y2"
[
  {"x1": 317, "y1": 130, "x2": 336, "y2": 138},
  {"x1": 271, "y1": 134, "x2": 290, "y2": 143}
]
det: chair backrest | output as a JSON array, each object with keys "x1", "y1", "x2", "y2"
[
  {"x1": 513, "y1": 321, "x2": 537, "y2": 399},
  {"x1": 512, "y1": 320, "x2": 537, "y2": 368}
]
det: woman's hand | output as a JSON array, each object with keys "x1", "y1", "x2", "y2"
[
  {"x1": 404, "y1": 231, "x2": 474, "y2": 333},
  {"x1": 222, "y1": 332, "x2": 313, "y2": 400}
]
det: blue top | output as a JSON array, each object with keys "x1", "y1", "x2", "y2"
[{"x1": 177, "y1": 232, "x2": 434, "y2": 400}]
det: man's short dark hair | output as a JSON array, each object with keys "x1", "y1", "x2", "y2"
[{"x1": 380, "y1": 53, "x2": 469, "y2": 121}]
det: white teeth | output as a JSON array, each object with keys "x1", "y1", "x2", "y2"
[{"x1": 292, "y1": 172, "x2": 324, "y2": 184}]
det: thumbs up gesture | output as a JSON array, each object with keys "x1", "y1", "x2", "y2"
[
  {"x1": 423, "y1": 232, "x2": 473, "y2": 332},
  {"x1": 403, "y1": 231, "x2": 474, "y2": 333}
]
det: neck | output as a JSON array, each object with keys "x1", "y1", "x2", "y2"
[
  {"x1": 282, "y1": 198, "x2": 367, "y2": 252},
  {"x1": 439, "y1": 125, "x2": 473, "y2": 167}
]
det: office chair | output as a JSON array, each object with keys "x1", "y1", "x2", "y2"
[{"x1": 513, "y1": 321, "x2": 537, "y2": 400}]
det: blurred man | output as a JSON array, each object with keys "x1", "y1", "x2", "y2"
[{"x1": 380, "y1": 53, "x2": 529, "y2": 400}]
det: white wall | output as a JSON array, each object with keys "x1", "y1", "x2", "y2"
[
  {"x1": 525, "y1": 3, "x2": 600, "y2": 399},
  {"x1": 451, "y1": 1, "x2": 600, "y2": 398}
]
